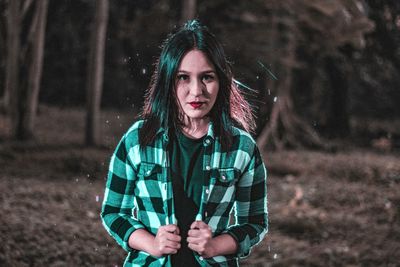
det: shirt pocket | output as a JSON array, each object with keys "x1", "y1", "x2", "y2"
[
  {"x1": 209, "y1": 168, "x2": 238, "y2": 204},
  {"x1": 134, "y1": 162, "x2": 163, "y2": 200}
]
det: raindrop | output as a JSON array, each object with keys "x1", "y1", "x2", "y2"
[
  {"x1": 141, "y1": 68, "x2": 147, "y2": 74},
  {"x1": 273, "y1": 96, "x2": 278, "y2": 102},
  {"x1": 117, "y1": 115, "x2": 120, "y2": 120},
  {"x1": 273, "y1": 253, "x2": 278, "y2": 259},
  {"x1": 268, "y1": 89, "x2": 271, "y2": 95},
  {"x1": 75, "y1": 178, "x2": 79, "y2": 182}
]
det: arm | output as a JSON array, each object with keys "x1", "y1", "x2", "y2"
[
  {"x1": 101, "y1": 134, "x2": 182, "y2": 256},
  {"x1": 129, "y1": 225, "x2": 181, "y2": 257},
  {"x1": 100, "y1": 135, "x2": 145, "y2": 252},
  {"x1": 187, "y1": 221, "x2": 238, "y2": 258},
  {"x1": 223, "y1": 145, "x2": 268, "y2": 258}
]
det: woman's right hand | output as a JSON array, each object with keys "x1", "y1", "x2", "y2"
[{"x1": 150, "y1": 224, "x2": 181, "y2": 257}]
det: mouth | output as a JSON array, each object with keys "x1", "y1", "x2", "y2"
[{"x1": 189, "y1": 102, "x2": 205, "y2": 109}]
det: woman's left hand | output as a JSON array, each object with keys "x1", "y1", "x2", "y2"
[{"x1": 187, "y1": 220, "x2": 216, "y2": 258}]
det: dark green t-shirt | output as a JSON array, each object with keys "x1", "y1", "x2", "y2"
[{"x1": 170, "y1": 130, "x2": 205, "y2": 267}]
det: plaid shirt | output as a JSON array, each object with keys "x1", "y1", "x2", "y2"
[{"x1": 101, "y1": 120, "x2": 268, "y2": 267}]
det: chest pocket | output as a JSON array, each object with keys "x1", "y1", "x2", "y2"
[
  {"x1": 135, "y1": 162, "x2": 163, "y2": 198},
  {"x1": 208, "y1": 168, "x2": 238, "y2": 204}
]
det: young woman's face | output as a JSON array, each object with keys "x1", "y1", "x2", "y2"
[{"x1": 175, "y1": 49, "x2": 219, "y2": 122}]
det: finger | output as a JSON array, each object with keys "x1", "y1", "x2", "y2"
[
  {"x1": 187, "y1": 229, "x2": 200, "y2": 237},
  {"x1": 165, "y1": 232, "x2": 181, "y2": 242},
  {"x1": 187, "y1": 242, "x2": 203, "y2": 254},
  {"x1": 162, "y1": 224, "x2": 179, "y2": 233},
  {"x1": 190, "y1": 220, "x2": 201, "y2": 229},
  {"x1": 186, "y1": 236, "x2": 200, "y2": 245},
  {"x1": 162, "y1": 247, "x2": 179, "y2": 255},
  {"x1": 190, "y1": 220, "x2": 208, "y2": 230},
  {"x1": 163, "y1": 240, "x2": 181, "y2": 249}
]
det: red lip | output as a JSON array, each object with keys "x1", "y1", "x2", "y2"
[{"x1": 189, "y1": 102, "x2": 204, "y2": 108}]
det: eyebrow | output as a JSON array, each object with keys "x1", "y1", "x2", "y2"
[{"x1": 177, "y1": 70, "x2": 216, "y2": 74}]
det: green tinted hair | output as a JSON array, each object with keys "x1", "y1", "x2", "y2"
[{"x1": 139, "y1": 20, "x2": 255, "y2": 149}]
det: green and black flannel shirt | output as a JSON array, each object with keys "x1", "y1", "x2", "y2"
[{"x1": 101, "y1": 120, "x2": 268, "y2": 267}]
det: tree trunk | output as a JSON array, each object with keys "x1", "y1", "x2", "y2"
[
  {"x1": 85, "y1": 0, "x2": 109, "y2": 146},
  {"x1": 325, "y1": 56, "x2": 350, "y2": 137},
  {"x1": 5, "y1": 0, "x2": 21, "y2": 132},
  {"x1": 20, "y1": 0, "x2": 49, "y2": 139},
  {"x1": 257, "y1": 17, "x2": 322, "y2": 150},
  {"x1": 180, "y1": 0, "x2": 196, "y2": 24}
]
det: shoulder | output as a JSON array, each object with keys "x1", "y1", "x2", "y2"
[
  {"x1": 120, "y1": 119, "x2": 145, "y2": 145},
  {"x1": 230, "y1": 126, "x2": 258, "y2": 152}
]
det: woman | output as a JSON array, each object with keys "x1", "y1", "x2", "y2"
[{"x1": 101, "y1": 20, "x2": 268, "y2": 267}]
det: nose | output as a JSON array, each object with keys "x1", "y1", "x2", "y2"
[{"x1": 189, "y1": 78, "x2": 204, "y2": 96}]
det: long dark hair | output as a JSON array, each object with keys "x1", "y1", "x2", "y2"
[{"x1": 139, "y1": 20, "x2": 255, "y2": 150}]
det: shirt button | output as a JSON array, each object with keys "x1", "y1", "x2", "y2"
[
  {"x1": 205, "y1": 139, "x2": 210, "y2": 145},
  {"x1": 205, "y1": 166, "x2": 211, "y2": 171},
  {"x1": 221, "y1": 175, "x2": 226, "y2": 180},
  {"x1": 146, "y1": 170, "x2": 151, "y2": 176},
  {"x1": 205, "y1": 211, "x2": 208, "y2": 217},
  {"x1": 199, "y1": 256, "x2": 204, "y2": 261},
  {"x1": 205, "y1": 189, "x2": 209, "y2": 194}
]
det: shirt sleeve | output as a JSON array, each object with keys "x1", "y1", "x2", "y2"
[
  {"x1": 223, "y1": 144, "x2": 268, "y2": 258},
  {"x1": 100, "y1": 134, "x2": 145, "y2": 252}
]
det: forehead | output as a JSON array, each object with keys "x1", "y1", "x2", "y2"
[{"x1": 178, "y1": 49, "x2": 216, "y2": 71}]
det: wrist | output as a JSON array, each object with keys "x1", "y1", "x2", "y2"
[
  {"x1": 148, "y1": 237, "x2": 162, "y2": 258},
  {"x1": 206, "y1": 238, "x2": 218, "y2": 258}
]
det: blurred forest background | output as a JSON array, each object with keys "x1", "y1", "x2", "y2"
[{"x1": 0, "y1": 0, "x2": 399, "y2": 266}]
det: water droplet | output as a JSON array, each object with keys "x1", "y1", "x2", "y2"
[
  {"x1": 268, "y1": 89, "x2": 271, "y2": 95},
  {"x1": 141, "y1": 68, "x2": 147, "y2": 74},
  {"x1": 273, "y1": 96, "x2": 278, "y2": 102},
  {"x1": 273, "y1": 253, "x2": 278, "y2": 259}
]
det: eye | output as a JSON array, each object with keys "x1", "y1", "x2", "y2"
[
  {"x1": 177, "y1": 74, "x2": 189, "y2": 81},
  {"x1": 202, "y1": 74, "x2": 215, "y2": 82}
]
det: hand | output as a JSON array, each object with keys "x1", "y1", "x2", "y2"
[
  {"x1": 151, "y1": 224, "x2": 181, "y2": 258},
  {"x1": 187, "y1": 220, "x2": 216, "y2": 258}
]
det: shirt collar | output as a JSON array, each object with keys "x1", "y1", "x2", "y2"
[{"x1": 156, "y1": 121, "x2": 215, "y2": 145}]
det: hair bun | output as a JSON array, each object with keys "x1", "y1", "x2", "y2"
[{"x1": 184, "y1": 19, "x2": 202, "y2": 31}]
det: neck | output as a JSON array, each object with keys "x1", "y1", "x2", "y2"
[{"x1": 182, "y1": 117, "x2": 210, "y2": 139}]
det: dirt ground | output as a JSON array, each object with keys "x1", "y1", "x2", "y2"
[{"x1": 0, "y1": 106, "x2": 399, "y2": 267}]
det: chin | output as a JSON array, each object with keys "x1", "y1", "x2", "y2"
[{"x1": 184, "y1": 110, "x2": 210, "y2": 120}]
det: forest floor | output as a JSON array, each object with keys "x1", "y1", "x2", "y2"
[{"x1": 0, "y1": 105, "x2": 399, "y2": 267}]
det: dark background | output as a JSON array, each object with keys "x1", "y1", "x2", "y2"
[{"x1": 0, "y1": 0, "x2": 399, "y2": 266}]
